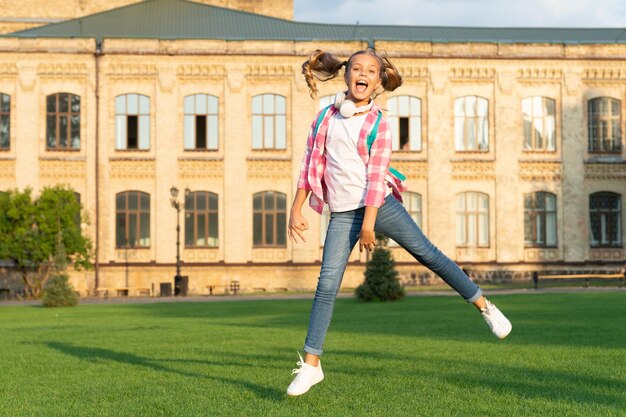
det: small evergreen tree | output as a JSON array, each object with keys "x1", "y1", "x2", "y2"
[
  {"x1": 355, "y1": 233, "x2": 405, "y2": 302},
  {"x1": 42, "y1": 274, "x2": 78, "y2": 307}
]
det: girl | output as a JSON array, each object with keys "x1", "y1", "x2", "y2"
[{"x1": 287, "y1": 49, "x2": 512, "y2": 397}]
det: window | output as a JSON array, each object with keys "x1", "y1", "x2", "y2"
[
  {"x1": 115, "y1": 94, "x2": 150, "y2": 150},
  {"x1": 46, "y1": 93, "x2": 80, "y2": 150},
  {"x1": 390, "y1": 192, "x2": 422, "y2": 246},
  {"x1": 116, "y1": 191, "x2": 150, "y2": 248},
  {"x1": 252, "y1": 94, "x2": 286, "y2": 149},
  {"x1": 454, "y1": 96, "x2": 489, "y2": 151},
  {"x1": 253, "y1": 191, "x2": 286, "y2": 247},
  {"x1": 388, "y1": 96, "x2": 422, "y2": 151},
  {"x1": 0, "y1": 93, "x2": 9, "y2": 150},
  {"x1": 456, "y1": 192, "x2": 489, "y2": 247},
  {"x1": 184, "y1": 191, "x2": 218, "y2": 247},
  {"x1": 522, "y1": 97, "x2": 556, "y2": 151},
  {"x1": 590, "y1": 192, "x2": 622, "y2": 247},
  {"x1": 184, "y1": 94, "x2": 218, "y2": 150},
  {"x1": 588, "y1": 98, "x2": 622, "y2": 153},
  {"x1": 318, "y1": 94, "x2": 335, "y2": 110},
  {"x1": 524, "y1": 192, "x2": 557, "y2": 247}
]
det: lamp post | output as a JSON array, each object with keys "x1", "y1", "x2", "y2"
[{"x1": 170, "y1": 186, "x2": 190, "y2": 295}]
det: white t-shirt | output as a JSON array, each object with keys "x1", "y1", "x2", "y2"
[{"x1": 324, "y1": 112, "x2": 369, "y2": 212}]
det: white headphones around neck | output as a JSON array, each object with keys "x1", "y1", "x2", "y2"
[{"x1": 334, "y1": 91, "x2": 373, "y2": 118}]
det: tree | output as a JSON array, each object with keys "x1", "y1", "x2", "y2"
[
  {"x1": 355, "y1": 233, "x2": 405, "y2": 302},
  {"x1": 42, "y1": 274, "x2": 79, "y2": 307},
  {"x1": 0, "y1": 185, "x2": 92, "y2": 298}
]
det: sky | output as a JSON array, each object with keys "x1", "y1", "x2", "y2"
[{"x1": 293, "y1": 0, "x2": 626, "y2": 27}]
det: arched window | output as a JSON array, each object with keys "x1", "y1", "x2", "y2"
[
  {"x1": 46, "y1": 93, "x2": 80, "y2": 150},
  {"x1": 252, "y1": 94, "x2": 286, "y2": 150},
  {"x1": 184, "y1": 191, "x2": 218, "y2": 247},
  {"x1": 115, "y1": 94, "x2": 150, "y2": 150},
  {"x1": 589, "y1": 192, "x2": 622, "y2": 247},
  {"x1": 115, "y1": 191, "x2": 150, "y2": 248},
  {"x1": 524, "y1": 192, "x2": 557, "y2": 247},
  {"x1": 184, "y1": 94, "x2": 218, "y2": 150},
  {"x1": 522, "y1": 96, "x2": 556, "y2": 151},
  {"x1": 390, "y1": 192, "x2": 422, "y2": 247},
  {"x1": 318, "y1": 94, "x2": 335, "y2": 110},
  {"x1": 0, "y1": 93, "x2": 9, "y2": 150},
  {"x1": 456, "y1": 192, "x2": 489, "y2": 247},
  {"x1": 388, "y1": 96, "x2": 422, "y2": 151},
  {"x1": 454, "y1": 96, "x2": 489, "y2": 151},
  {"x1": 588, "y1": 97, "x2": 622, "y2": 153},
  {"x1": 253, "y1": 191, "x2": 286, "y2": 247}
]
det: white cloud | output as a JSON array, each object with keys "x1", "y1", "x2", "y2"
[{"x1": 294, "y1": 0, "x2": 626, "y2": 27}]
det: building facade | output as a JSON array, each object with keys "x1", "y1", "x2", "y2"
[
  {"x1": 0, "y1": 0, "x2": 624, "y2": 296},
  {"x1": 0, "y1": 0, "x2": 292, "y2": 34}
]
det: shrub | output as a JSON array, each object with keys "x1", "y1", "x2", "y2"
[
  {"x1": 42, "y1": 274, "x2": 79, "y2": 307},
  {"x1": 355, "y1": 234, "x2": 405, "y2": 302}
]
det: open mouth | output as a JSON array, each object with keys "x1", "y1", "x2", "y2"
[{"x1": 355, "y1": 80, "x2": 368, "y2": 93}]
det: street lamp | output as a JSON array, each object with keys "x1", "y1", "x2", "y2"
[{"x1": 170, "y1": 186, "x2": 190, "y2": 296}]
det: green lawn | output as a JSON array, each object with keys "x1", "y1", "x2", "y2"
[{"x1": 1, "y1": 292, "x2": 624, "y2": 417}]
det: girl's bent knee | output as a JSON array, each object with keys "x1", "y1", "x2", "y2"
[{"x1": 315, "y1": 277, "x2": 340, "y2": 297}]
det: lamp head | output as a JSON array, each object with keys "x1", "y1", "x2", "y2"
[{"x1": 170, "y1": 186, "x2": 179, "y2": 199}]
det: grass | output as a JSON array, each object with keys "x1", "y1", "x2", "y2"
[{"x1": 0, "y1": 292, "x2": 625, "y2": 417}]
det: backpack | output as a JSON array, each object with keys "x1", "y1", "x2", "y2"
[{"x1": 312, "y1": 105, "x2": 406, "y2": 182}]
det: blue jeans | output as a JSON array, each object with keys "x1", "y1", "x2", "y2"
[{"x1": 303, "y1": 194, "x2": 483, "y2": 356}]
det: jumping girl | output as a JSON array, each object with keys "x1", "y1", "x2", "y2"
[{"x1": 287, "y1": 49, "x2": 512, "y2": 397}]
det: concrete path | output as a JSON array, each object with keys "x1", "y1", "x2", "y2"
[{"x1": 1, "y1": 286, "x2": 624, "y2": 307}]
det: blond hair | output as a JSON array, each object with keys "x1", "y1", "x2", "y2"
[{"x1": 302, "y1": 48, "x2": 403, "y2": 99}]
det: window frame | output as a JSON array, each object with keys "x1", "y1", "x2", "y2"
[
  {"x1": 456, "y1": 192, "x2": 490, "y2": 248},
  {"x1": 184, "y1": 191, "x2": 219, "y2": 248},
  {"x1": 253, "y1": 191, "x2": 287, "y2": 248},
  {"x1": 115, "y1": 94, "x2": 150, "y2": 151},
  {"x1": 524, "y1": 192, "x2": 558, "y2": 248},
  {"x1": 251, "y1": 94, "x2": 287, "y2": 150},
  {"x1": 522, "y1": 96, "x2": 556, "y2": 152},
  {"x1": 0, "y1": 93, "x2": 9, "y2": 150},
  {"x1": 46, "y1": 93, "x2": 81, "y2": 151},
  {"x1": 183, "y1": 94, "x2": 219, "y2": 151},
  {"x1": 589, "y1": 192, "x2": 622, "y2": 248},
  {"x1": 387, "y1": 95, "x2": 422, "y2": 151},
  {"x1": 454, "y1": 96, "x2": 489, "y2": 152},
  {"x1": 115, "y1": 191, "x2": 151, "y2": 248},
  {"x1": 588, "y1": 97, "x2": 622, "y2": 153}
]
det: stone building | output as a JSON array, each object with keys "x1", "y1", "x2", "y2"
[{"x1": 0, "y1": 0, "x2": 623, "y2": 297}]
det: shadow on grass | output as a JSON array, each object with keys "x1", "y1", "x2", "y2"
[
  {"x1": 77, "y1": 292, "x2": 626, "y2": 350},
  {"x1": 329, "y1": 348, "x2": 624, "y2": 411},
  {"x1": 42, "y1": 341, "x2": 284, "y2": 401}
]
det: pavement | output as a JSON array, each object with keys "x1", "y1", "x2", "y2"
[{"x1": 1, "y1": 286, "x2": 624, "y2": 306}]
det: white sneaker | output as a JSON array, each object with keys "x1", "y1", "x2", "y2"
[
  {"x1": 480, "y1": 299, "x2": 512, "y2": 339},
  {"x1": 286, "y1": 352, "x2": 324, "y2": 396}
]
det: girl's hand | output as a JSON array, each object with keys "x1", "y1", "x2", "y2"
[
  {"x1": 288, "y1": 210, "x2": 309, "y2": 243},
  {"x1": 359, "y1": 229, "x2": 376, "y2": 252}
]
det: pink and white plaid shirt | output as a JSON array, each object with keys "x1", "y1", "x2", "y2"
[{"x1": 297, "y1": 103, "x2": 405, "y2": 214}]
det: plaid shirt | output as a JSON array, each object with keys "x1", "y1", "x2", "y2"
[{"x1": 297, "y1": 103, "x2": 405, "y2": 214}]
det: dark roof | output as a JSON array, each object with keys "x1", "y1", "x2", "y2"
[{"x1": 5, "y1": 0, "x2": 626, "y2": 45}]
